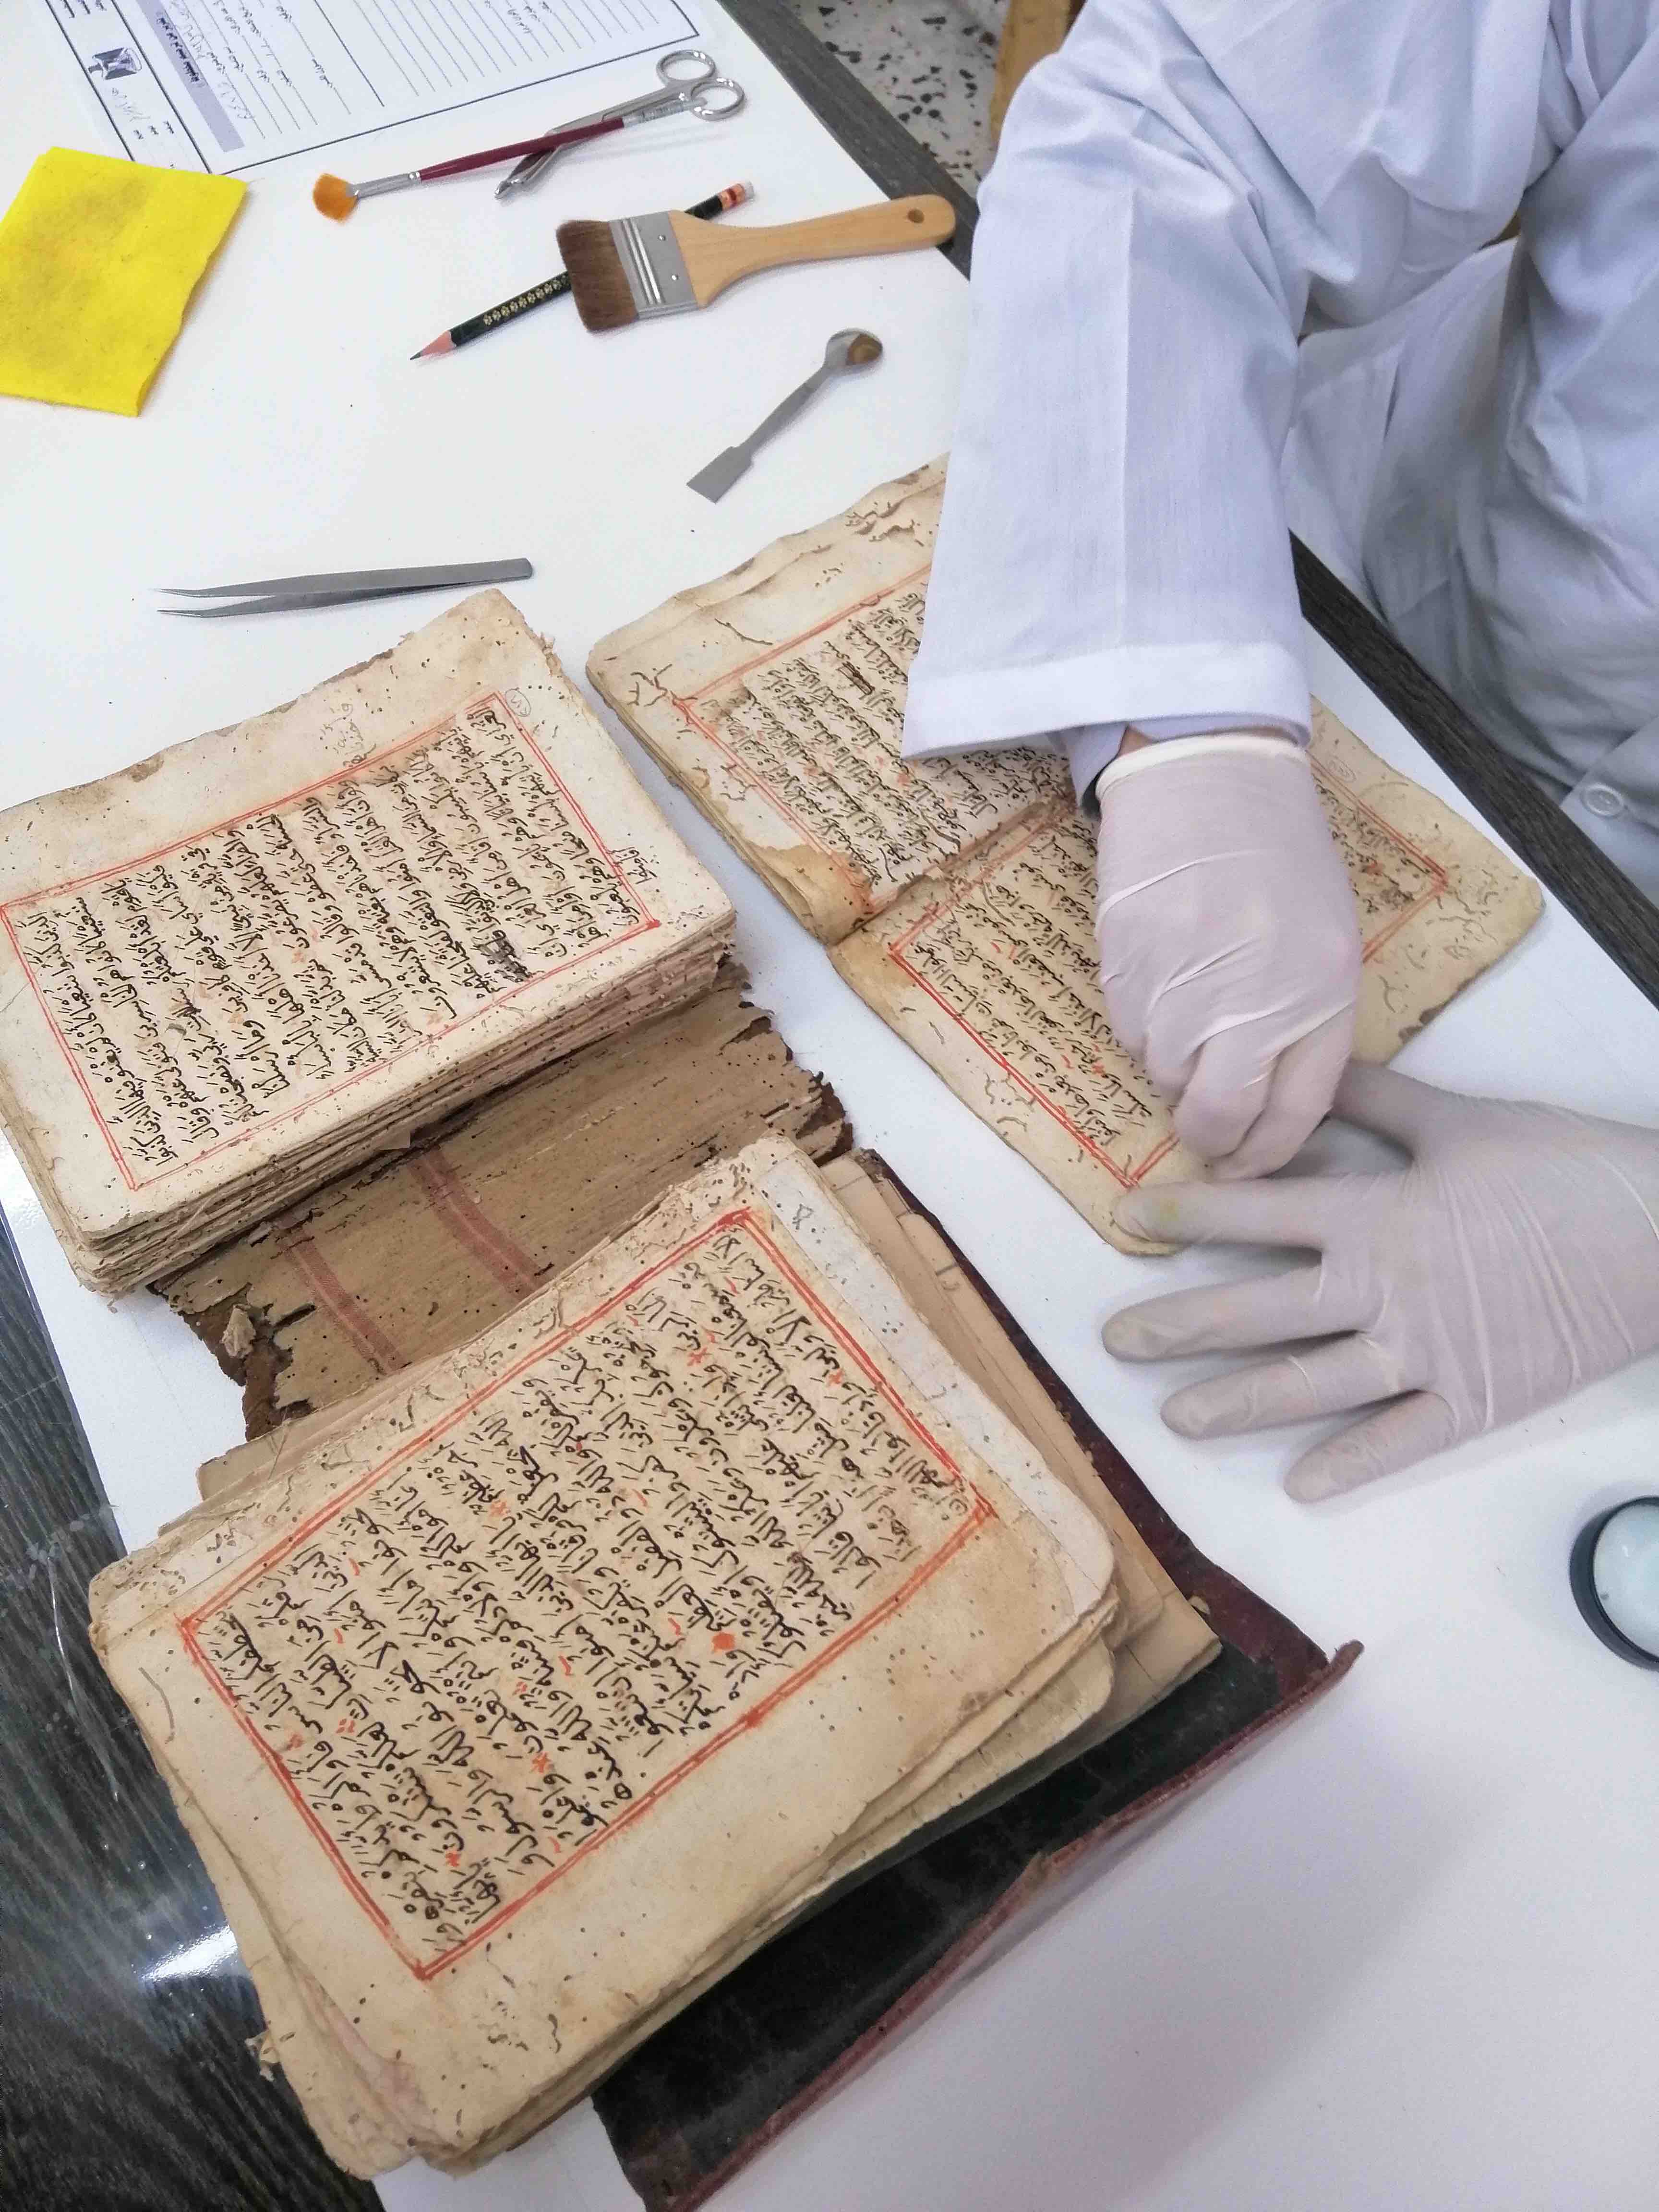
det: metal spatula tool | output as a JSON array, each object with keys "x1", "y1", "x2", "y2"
[{"x1": 688, "y1": 330, "x2": 883, "y2": 502}]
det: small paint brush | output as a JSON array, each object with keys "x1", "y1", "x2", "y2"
[
  {"x1": 556, "y1": 193, "x2": 956, "y2": 332},
  {"x1": 412, "y1": 183, "x2": 753, "y2": 359},
  {"x1": 313, "y1": 114, "x2": 622, "y2": 220}
]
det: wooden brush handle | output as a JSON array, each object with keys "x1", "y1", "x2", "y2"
[{"x1": 673, "y1": 196, "x2": 955, "y2": 307}]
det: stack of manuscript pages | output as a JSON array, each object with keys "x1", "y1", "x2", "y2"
[
  {"x1": 588, "y1": 460, "x2": 1545, "y2": 1252},
  {"x1": 91, "y1": 1136, "x2": 1211, "y2": 2175},
  {"x1": 0, "y1": 591, "x2": 733, "y2": 1292}
]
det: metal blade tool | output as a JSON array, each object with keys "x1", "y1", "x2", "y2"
[{"x1": 688, "y1": 331, "x2": 884, "y2": 502}]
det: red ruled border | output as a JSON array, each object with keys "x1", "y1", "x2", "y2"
[
  {"x1": 1312, "y1": 764, "x2": 1453, "y2": 963},
  {"x1": 179, "y1": 1206, "x2": 996, "y2": 1980},
  {"x1": 884, "y1": 782, "x2": 1451, "y2": 1190},
  {"x1": 882, "y1": 817, "x2": 1177, "y2": 1191},
  {"x1": 1, "y1": 694, "x2": 658, "y2": 1193},
  {"x1": 664, "y1": 565, "x2": 935, "y2": 906}
]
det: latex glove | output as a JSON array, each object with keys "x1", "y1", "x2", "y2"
[
  {"x1": 1095, "y1": 736, "x2": 1361, "y2": 1177},
  {"x1": 1104, "y1": 1064, "x2": 1659, "y2": 1500}
]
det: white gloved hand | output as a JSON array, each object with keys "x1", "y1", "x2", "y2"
[
  {"x1": 1104, "y1": 1065, "x2": 1659, "y2": 1500},
  {"x1": 1095, "y1": 736, "x2": 1362, "y2": 1177}
]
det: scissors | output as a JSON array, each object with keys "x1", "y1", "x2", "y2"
[{"x1": 495, "y1": 51, "x2": 745, "y2": 201}]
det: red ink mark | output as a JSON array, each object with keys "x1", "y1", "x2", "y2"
[
  {"x1": 882, "y1": 782, "x2": 1447, "y2": 1189},
  {"x1": 712, "y1": 1631, "x2": 735, "y2": 1652},
  {"x1": 4, "y1": 694, "x2": 661, "y2": 1194},
  {"x1": 286, "y1": 1241, "x2": 406, "y2": 1374},
  {"x1": 177, "y1": 1213, "x2": 995, "y2": 1983},
  {"x1": 446, "y1": 1850, "x2": 461, "y2": 1869},
  {"x1": 412, "y1": 1149, "x2": 539, "y2": 1298},
  {"x1": 667, "y1": 568, "x2": 932, "y2": 908}
]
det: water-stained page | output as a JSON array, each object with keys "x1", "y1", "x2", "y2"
[
  {"x1": 92, "y1": 1138, "x2": 1111, "y2": 2167},
  {"x1": 0, "y1": 590, "x2": 731, "y2": 1277},
  {"x1": 1306, "y1": 703, "x2": 1543, "y2": 1058},
  {"x1": 832, "y1": 716, "x2": 1541, "y2": 1252},
  {"x1": 12, "y1": 699, "x2": 645, "y2": 1185},
  {"x1": 587, "y1": 460, "x2": 1068, "y2": 943}
]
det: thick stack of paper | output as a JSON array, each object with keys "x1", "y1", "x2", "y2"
[
  {"x1": 159, "y1": 966, "x2": 848, "y2": 1430},
  {"x1": 589, "y1": 460, "x2": 1544, "y2": 1252},
  {"x1": 0, "y1": 591, "x2": 733, "y2": 1292},
  {"x1": 91, "y1": 1137, "x2": 1136, "y2": 2174},
  {"x1": 153, "y1": 972, "x2": 1214, "y2": 1861}
]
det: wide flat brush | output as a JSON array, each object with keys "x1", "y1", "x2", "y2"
[
  {"x1": 412, "y1": 183, "x2": 753, "y2": 358},
  {"x1": 556, "y1": 194, "x2": 955, "y2": 331}
]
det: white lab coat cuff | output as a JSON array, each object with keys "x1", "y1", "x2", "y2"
[{"x1": 901, "y1": 641, "x2": 1312, "y2": 760}]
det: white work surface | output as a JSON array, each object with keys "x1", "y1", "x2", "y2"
[{"x1": 7, "y1": 6, "x2": 1659, "y2": 2207}]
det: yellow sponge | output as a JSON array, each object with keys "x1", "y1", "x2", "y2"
[{"x1": 0, "y1": 148, "x2": 245, "y2": 416}]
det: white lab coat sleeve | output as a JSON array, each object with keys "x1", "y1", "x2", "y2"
[
  {"x1": 902, "y1": 0, "x2": 1555, "y2": 764},
  {"x1": 1352, "y1": 7, "x2": 1659, "y2": 886}
]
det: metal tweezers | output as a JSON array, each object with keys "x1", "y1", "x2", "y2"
[{"x1": 157, "y1": 557, "x2": 533, "y2": 618}]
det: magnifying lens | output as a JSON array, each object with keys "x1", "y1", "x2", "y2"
[{"x1": 1569, "y1": 1497, "x2": 1659, "y2": 1669}]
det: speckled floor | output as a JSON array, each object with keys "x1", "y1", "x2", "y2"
[{"x1": 785, "y1": 0, "x2": 1005, "y2": 187}]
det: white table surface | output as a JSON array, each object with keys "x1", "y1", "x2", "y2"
[{"x1": 7, "y1": 6, "x2": 1659, "y2": 2208}]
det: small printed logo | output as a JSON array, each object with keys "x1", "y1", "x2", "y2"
[{"x1": 88, "y1": 47, "x2": 143, "y2": 81}]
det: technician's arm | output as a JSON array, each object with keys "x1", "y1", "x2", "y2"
[{"x1": 904, "y1": 0, "x2": 1559, "y2": 1169}]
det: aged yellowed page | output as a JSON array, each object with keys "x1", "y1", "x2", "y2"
[
  {"x1": 831, "y1": 711, "x2": 1541, "y2": 1251},
  {"x1": 589, "y1": 465, "x2": 1539, "y2": 1253},
  {"x1": 588, "y1": 460, "x2": 1067, "y2": 942},
  {"x1": 0, "y1": 590, "x2": 733, "y2": 1290},
  {"x1": 167, "y1": 973, "x2": 845, "y2": 1439},
  {"x1": 197, "y1": 1146, "x2": 1213, "y2": 1881},
  {"x1": 93, "y1": 1137, "x2": 1113, "y2": 2170},
  {"x1": 1306, "y1": 702, "x2": 1543, "y2": 1056},
  {"x1": 178, "y1": 1144, "x2": 1214, "y2": 2175},
  {"x1": 866, "y1": 1177, "x2": 1210, "y2": 1667},
  {"x1": 812, "y1": 1157, "x2": 1215, "y2": 1830}
]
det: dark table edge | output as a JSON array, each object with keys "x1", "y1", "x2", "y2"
[
  {"x1": 721, "y1": 0, "x2": 1659, "y2": 1011},
  {"x1": 1, "y1": 9, "x2": 1656, "y2": 2209}
]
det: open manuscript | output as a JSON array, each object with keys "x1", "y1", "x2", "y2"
[
  {"x1": 0, "y1": 591, "x2": 733, "y2": 1291},
  {"x1": 589, "y1": 462, "x2": 1544, "y2": 1250},
  {"x1": 92, "y1": 1136, "x2": 1216, "y2": 2175}
]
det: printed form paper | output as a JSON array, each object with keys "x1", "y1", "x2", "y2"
[{"x1": 41, "y1": 0, "x2": 700, "y2": 175}]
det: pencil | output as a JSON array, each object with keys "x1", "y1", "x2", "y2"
[{"x1": 411, "y1": 182, "x2": 754, "y2": 360}]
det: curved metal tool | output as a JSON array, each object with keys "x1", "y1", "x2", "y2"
[
  {"x1": 496, "y1": 50, "x2": 745, "y2": 201},
  {"x1": 687, "y1": 331, "x2": 884, "y2": 504}
]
